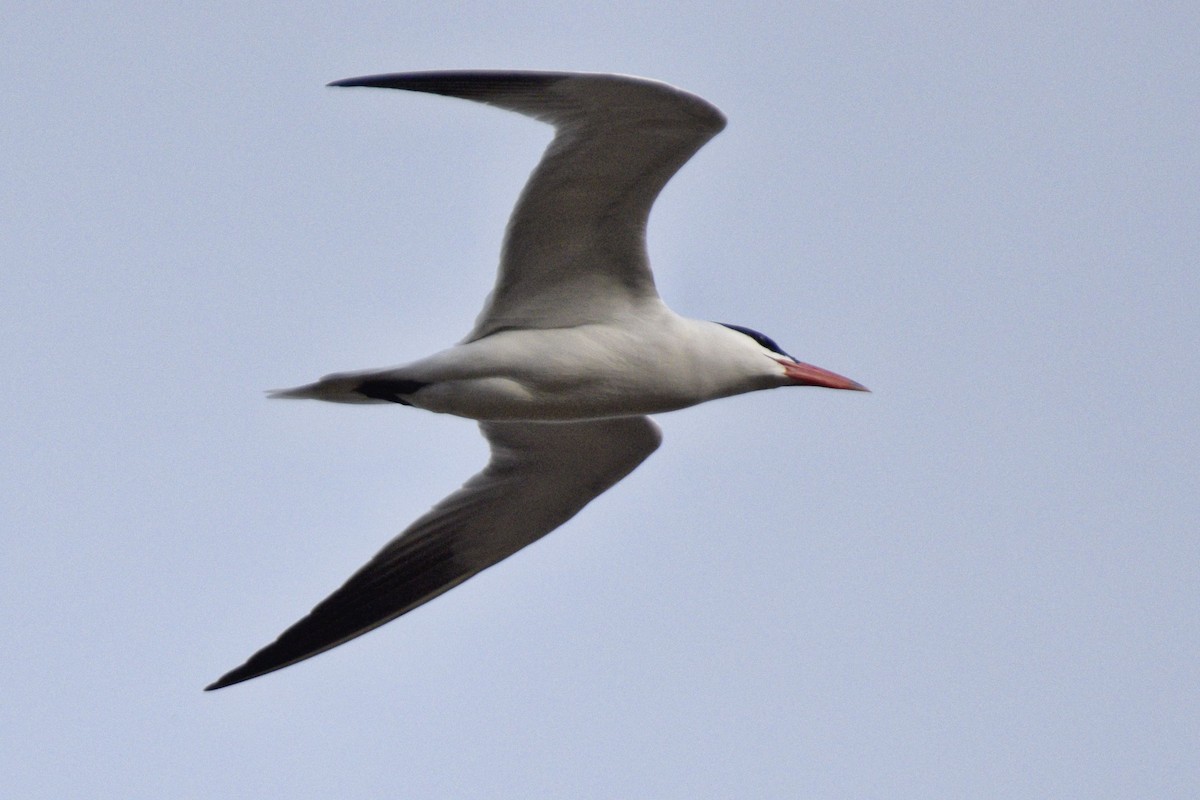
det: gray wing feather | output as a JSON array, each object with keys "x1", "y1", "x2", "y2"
[
  {"x1": 206, "y1": 416, "x2": 661, "y2": 690},
  {"x1": 329, "y1": 71, "x2": 727, "y2": 337}
]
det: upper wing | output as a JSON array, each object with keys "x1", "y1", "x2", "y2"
[
  {"x1": 328, "y1": 71, "x2": 727, "y2": 338},
  {"x1": 206, "y1": 416, "x2": 662, "y2": 690}
]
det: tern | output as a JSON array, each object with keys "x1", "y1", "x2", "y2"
[{"x1": 206, "y1": 71, "x2": 866, "y2": 691}]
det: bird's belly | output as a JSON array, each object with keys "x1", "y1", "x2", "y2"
[
  {"x1": 396, "y1": 321, "x2": 746, "y2": 421},
  {"x1": 408, "y1": 369, "x2": 703, "y2": 421}
]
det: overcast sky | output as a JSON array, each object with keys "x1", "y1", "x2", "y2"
[{"x1": 4, "y1": 2, "x2": 1198, "y2": 797}]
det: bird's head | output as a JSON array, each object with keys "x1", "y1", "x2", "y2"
[{"x1": 718, "y1": 323, "x2": 868, "y2": 392}]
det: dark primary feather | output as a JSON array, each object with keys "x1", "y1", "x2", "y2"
[{"x1": 328, "y1": 71, "x2": 568, "y2": 101}]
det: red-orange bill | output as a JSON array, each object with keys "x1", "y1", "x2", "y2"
[{"x1": 778, "y1": 359, "x2": 869, "y2": 391}]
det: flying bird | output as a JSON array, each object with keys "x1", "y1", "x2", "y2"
[{"x1": 206, "y1": 71, "x2": 866, "y2": 691}]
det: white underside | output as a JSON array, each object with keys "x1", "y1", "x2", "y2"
[{"x1": 273, "y1": 309, "x2": 788, "y2": 421}]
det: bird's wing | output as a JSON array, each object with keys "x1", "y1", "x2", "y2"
[
  {"x1": 328, "y1": 71, "x2": 727, "y2": 338},
  {"x1": 206, "y1": 416, "x2": 662, "y2": 690}
]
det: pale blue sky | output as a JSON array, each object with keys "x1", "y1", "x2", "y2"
[{"x1": 4, "y1": 3, "x2": 1198, "y2": 797}]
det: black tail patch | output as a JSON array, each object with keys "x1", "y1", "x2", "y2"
[{"x1": 355, "y1": 379, "x2": 430, "y2": 405}]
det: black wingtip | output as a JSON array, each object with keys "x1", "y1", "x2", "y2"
[
  {"x1": 327, "y1": 73, "x2": 416, "y2": 90},
  {"x1": 328, "y1": 74, "x2": 412, "y2": 88},
  {"x1": 324, "y1": 71, "x2": 568, "y2": 100},
  {"x1": 205, "y1": 658, "x2": 274, "y2": 691},
  {"x1": 204, "y1": 669, "x2": 245, "y2": 692}
]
